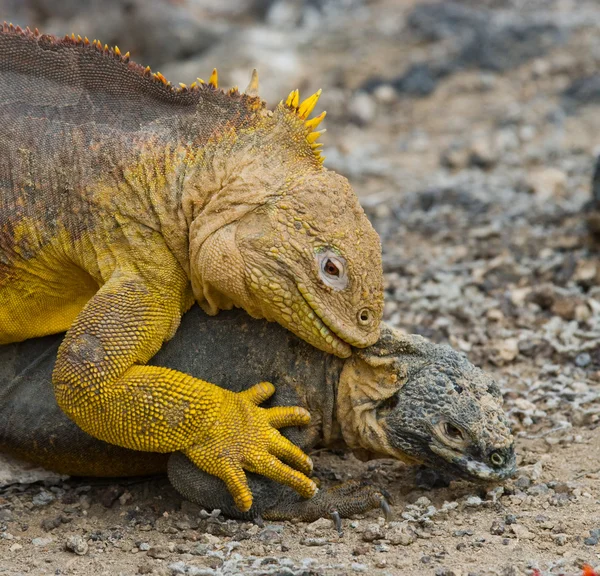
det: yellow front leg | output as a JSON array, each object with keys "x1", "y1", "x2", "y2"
[{"x1": 53, "y1": 268, "x2": 316, "y2": 511}]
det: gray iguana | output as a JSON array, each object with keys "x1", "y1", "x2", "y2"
[
  {"x1": 0, "y1": 24, "x2": 384, "y2": 511},
  {"x1": 0, "y1": 307, "x2": 516, "y2": 522}
]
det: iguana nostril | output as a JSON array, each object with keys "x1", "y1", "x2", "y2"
[
  {"x1": 358, "y1": 308, "x2": 372, "y2": 325},
  {"x1": 490, "y1": 451, "x2": 504, "y2": 467}
]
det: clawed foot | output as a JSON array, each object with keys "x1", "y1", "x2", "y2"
[
  {"x1": 325, "y1": 481, "x2": 393, "y2": 535},
  {"x1": 264, "y1": 479, "x2": 392, "y2": 532},
  {"x1": 184, "y1": 381, "x2": 316, "y2": 512},
  {"x1": 329, "y1": 497, "x2": 391, "y2": 535},
  {"x1": 168, "y1": 452, "x2": 391, "y2": 527}
]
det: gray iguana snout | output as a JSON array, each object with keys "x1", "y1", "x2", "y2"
[{"x1": 337, "y1": 324, "x2": 516, "y2": 482}]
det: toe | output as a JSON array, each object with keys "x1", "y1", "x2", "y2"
[
  {"x1": 267, "y1": 406, "x2": 311, "y2": 428},
  {"x1": 249, "y1": 455, "x2": 317, "y2": 499},
  {"x1": 241, "y1": 381, "x2": 276, "y2": 405},
  {"x1": 270, "y1": 434, "x2": 313, "y2": 475},
  {"x1": 221, "y1": 461, "x2": 253, "y2": 512}
]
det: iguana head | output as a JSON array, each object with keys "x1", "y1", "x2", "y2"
[
  {"x1": 337, "y1": 325, "x2": 516, "y2": 481},
  {"x1": 188, "y1": 83, "x2": 383, "y2": 358},
  {"x1": 232, "y1": 170, "x2": 383, "y2": 358}
]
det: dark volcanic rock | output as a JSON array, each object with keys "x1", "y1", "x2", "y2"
[
  {"x1": 458, "y1": 21, "x2": 565, "y2": 72},
  {"x1": 564, "y1": 75, "x2": 600, "y2": 109},
  {"x1": 407, "y1": 1, "x2": 488, "y2": 42}
]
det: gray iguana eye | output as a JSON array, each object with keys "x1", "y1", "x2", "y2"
[
  {"x1": 444, "y1": 422, "x2": 464, "y2": 441},
  {"x1": 434, "y1": 420, "x2": 469, "y2": 450},
  {"x1": 316, "y1": 249, "x2": 348, "y2": 290}
]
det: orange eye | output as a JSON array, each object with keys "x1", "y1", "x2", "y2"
[
  {"x1": 316, "y1": 249, "x2": 347, "y2": 290},
  {"x1": 324, "y1": 259, "x2": 339, "y2": 276}
]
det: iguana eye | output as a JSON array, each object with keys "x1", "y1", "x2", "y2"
[
  {"x1": 316, "y1": 249, "x2": 348, "y2": 290},
  {"x1": 444, "y1": 423, "x2": 463, "y2": 441},
  {"x1": 433, "y1": 420, "x2": 469, "y2": 450},
  {"x1": 324, "y1": 259, "x2": 340, "y2": 276}
]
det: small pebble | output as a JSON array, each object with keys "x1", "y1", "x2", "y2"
[
  {"x1": 0, "y1": 509, "x2": 13, "y2": 522},
  {"x1": 553, "y1": 483, "x2": 571, "y2": 494},
  {"x1": 258, "y1": 528, "x2": 282, "y2": 544},
  {"x1": 465, "y1": 496, "x2": 483, "y2": 507},
  {"x1": 65, "y1": 535, "x2": 88, "y2": 555},
  {"x1": 168, "y1": 561, "x2": 187, "y2": 575},
  {"x1": 348, "y1": 92, "x2": 377, "y2": 125},
  {"x1": 387, "y1": 523, "x2": 415, "y2": 546},
  {"x1": 353, "y1": 543, "x2": 370, "y2": 556},
  {"x1": 553, "y1": 534, "x2": 569, "y2": 546},
  {"x1": 414, "y1": 496, "x2": 432, "y2": 507},
  {"x1": 137, "y1": 561, "x2": 154, "y2": 575},
  {"x1": 40, "y1": 517, "x2": 62, "y2": 532},
  {"x1": 575, "y1": 352, "x2": 592, "y2": 367},
  {"x1": 511, "y1": 524, "x2": 535, "y2": 540},
  {"x1": 147, "y1": 545, "x2": 170, "y2": 559},
  {"x1": 528, "y1": 484, "x2": 549, "y2": 496},
  {"x1": 362, "y1": 524, "x2": 383, "y2": 542},
  {"x1": 515, "y1": 476, "x2": 531, "y2": 489},
  {"x1": 187, "y1": 568, "x2": 217, "y2": 576},
  {"x1": 300, "y1": 537, "x2": 328, "y2": 546},
  {"x1": 32, "y1": 491, "x2": 55, "y2": 507},
  {"x1": 32, "y1": 537, "x2": 53, "y2": 547},
  {"x1": 490, "y1": 520, "x2": 506, "y2": 535}
]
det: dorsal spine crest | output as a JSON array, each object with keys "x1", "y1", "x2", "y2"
[
  {"x1": 283, "y1": 88, "x2": 327, "y2": 163},
  {"x1": 0, "y1": 23, "x2": 328, "y2": 160}
]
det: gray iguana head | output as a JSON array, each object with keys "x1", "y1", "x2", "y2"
[{"x1": 337, "y1": 324, "x2": 516, "y2": 481}]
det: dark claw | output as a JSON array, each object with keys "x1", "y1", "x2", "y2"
[
  {"x1": 330, "y1": 510, "x2": 343, "y2": 535},
  {"x1": 379, "y1": 496, "x2": 392, "y2": 521},
  {"x1": 254, "y1": 513, "x2": 264, "y2": 527},
  {"x1": 380, "y1": 487, "x2": 392, "y2": 502}
]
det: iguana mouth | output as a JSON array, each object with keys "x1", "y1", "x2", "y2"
[
  {"x1": 429, "y1": 443, "x2": 517, "y2": 481},
  {"x1": 297, "y1": 286, "x2": 352, "y2": 357}
]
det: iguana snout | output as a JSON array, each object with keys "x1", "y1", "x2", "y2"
[
  {"x1": 337, "y1": 325, "x2": 516, "y2": 482},
  {"x1": 193, "y1": 170, "x2": 384, "y2": 358}
]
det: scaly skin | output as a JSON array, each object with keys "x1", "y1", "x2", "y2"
[
  {"x1": 0, "y1": 25, "x2": 384, "y2": 511},
  {"x1": 0, "y1": 307, "x2": 515, "y2": 521}
]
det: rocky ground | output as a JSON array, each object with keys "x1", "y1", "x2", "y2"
[{"x1": 2, "y1": 0, "x2": 600, "y2": 574}]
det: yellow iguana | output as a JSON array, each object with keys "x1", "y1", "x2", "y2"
[{"x1": 0, "y1": 24, "x2": 384, "y2": 512}]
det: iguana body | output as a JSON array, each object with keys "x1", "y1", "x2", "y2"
[
  {"x1": 0, "y1": 25, "x2": 383, "y2": 510},
  {"x1": 0, "y1": 307, "x2": 515, "y2": 521}
]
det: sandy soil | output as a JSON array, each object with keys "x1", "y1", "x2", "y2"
[{"x1": 1, "y1": 0, "x2": 600, "y2": 574}]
